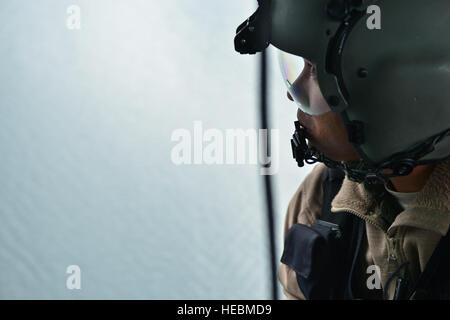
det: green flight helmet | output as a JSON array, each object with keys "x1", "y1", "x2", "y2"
[{"x1": 235, "y1": 0, "x2": 450, "y2": 179}]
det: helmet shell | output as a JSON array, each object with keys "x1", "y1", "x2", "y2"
[
  {"x1": 341, "y1": 0, "x2": 450, "y2": 163},
  {"x1": 269, "y1": 0, "x2": 450, "y2": 164}
]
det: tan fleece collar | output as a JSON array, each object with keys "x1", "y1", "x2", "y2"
[{"x1": 331, "y1": 158, "x2": 450, "y2": 236}]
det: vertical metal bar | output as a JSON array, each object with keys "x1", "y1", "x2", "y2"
[{"x1": 260, "y1": 49, "x2": 279, "y2": 300}]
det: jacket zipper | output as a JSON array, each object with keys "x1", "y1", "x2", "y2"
[
  {"x1": 330, "y1": 206, "x2": 386, "y2": 232},
  {"x1": 387, "y1": 237, "x2": 397, "y2": 262},
  {"x1": 332, "y1": 206, "x2": 404, "y2": 299},
  {"x1": 331, "y1": 207, "x2": 397, "y2": 260}
]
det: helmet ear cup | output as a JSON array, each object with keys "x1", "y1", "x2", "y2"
[{"x1": 339, "y1": 1, "x2": 450, "y2": 165}]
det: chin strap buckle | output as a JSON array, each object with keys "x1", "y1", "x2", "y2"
[{"x1": 291, "y1": 121, "x2": 311, "y2": 167}]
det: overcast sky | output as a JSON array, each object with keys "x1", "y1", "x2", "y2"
[{"x1": 0, "y1": 1, "x2": 312, "y2": 299}]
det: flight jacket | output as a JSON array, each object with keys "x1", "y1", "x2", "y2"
[{"x1": 278, "y1": 159, "x2": 450, "y2": 299}]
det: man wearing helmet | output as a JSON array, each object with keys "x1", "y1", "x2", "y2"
[{"x1": 235, "y1": 0, "x2": 450, "y2": 299}]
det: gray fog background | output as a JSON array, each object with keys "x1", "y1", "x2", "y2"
[{"x1": 0, "y1": 0, "x2": 312, "y2": 299}]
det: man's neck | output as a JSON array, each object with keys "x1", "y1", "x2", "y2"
[{"x1": 388, "y1": 164, "x2": 437, "y2": 193}]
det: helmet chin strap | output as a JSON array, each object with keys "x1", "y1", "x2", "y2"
[
  {"x1": 291, "y1": 121, "x2": 450, "y2": 185},
  {"x1": 290, "y1": 120, "x2": 384, "y2": 184}
]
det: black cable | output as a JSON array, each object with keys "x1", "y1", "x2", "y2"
[
  {"x1": 260, "y1": 49, "x2": 279, "y2": 300},
  {"x1": 383, "y1": 261, "x2": 409, "y2": 300}
]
